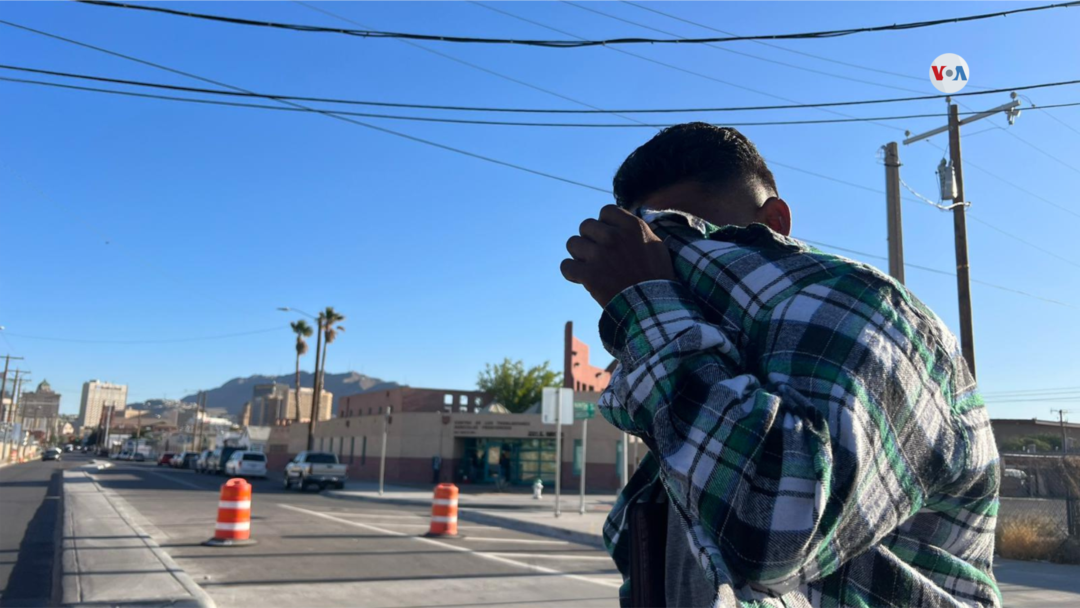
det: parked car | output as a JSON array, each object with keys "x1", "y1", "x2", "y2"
[
  {"x1": 195, "y1": 449, "x2": 213, "y2": 473},
  {"x1": 42, "y1": 447, "x2": 62, "y2": 461},
  {"x1": 284, "y1": 451, "x2": 347, "y2": 491},
  {"x1": 157, "y1": 452, "x2": 175, "y2": 466},
  {"x1": 181, "y1": 452, "x2": 199, "y2": 469},
  {"x1": 132, "y1": 452, "x2": 146, "y2": 462},
  {"x1": 171, "y1": 452, "x2": 188, "y2": 467},
  {"x1": 208, "y1": 446, "x2": 245, "y2": 475},
  {"x1": 203, "y1": 448, "x2": 221, "y2": 474},
  {"x1": 224, "y1": 450, "x2": 268, "y2": 478}
]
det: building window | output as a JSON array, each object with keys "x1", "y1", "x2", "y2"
[
  {"x1": 378, "y1": 407, "x2": 382, "y2": 415},
  {"x1": 459, "y1": 395, "x2": 468, "y2": 406},
  {"x1": 573, "y1": 439, "x2": 583, "y2": 476},
  {"x1": 361, "y1": 436, "x2": 367, "y2": 465}
]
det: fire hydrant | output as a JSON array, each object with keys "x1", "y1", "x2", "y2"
[{"x1": 532, "y1": 478, "x2": 544, "y2": 500}]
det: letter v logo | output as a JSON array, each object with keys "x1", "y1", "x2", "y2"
[{"x1": 931, "y1": 66, "x2": 946, "y2": 81}]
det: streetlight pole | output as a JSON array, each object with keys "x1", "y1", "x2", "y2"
[{"x1": 379, "y1": 405, "x2": 390, "y2": 496}]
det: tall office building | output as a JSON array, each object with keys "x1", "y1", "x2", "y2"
[{"x1": 78, "y1": 380, "x2": 128, "y2": 430}]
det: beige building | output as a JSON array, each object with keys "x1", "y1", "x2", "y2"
[
  {"x1": 77, "y1": 380, "x2": 128, "y2": 430},
  {"x1": 248, "y1": 384, "x2": 332, "y2": 427},
  {"x1": 18, "y1": 380, "x2": 62, "y2": 434},
  {"x1": 267, "y1": 392, "x2": 643, "y2": 491}
]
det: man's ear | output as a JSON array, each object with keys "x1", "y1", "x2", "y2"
[{"x1": 758, "y1": 197, "x2": 791, "y2": 236}]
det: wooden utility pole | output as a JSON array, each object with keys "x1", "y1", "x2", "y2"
[
  {"x1": 903, "y1": 96, "x2": 1020, "y2": 382},
  {"x1": 1, "y1": 355, "x2": 25, "y2": 422},
  {"x1": 308, "y1": 316, "x2": 324, "y2": 452},
  {"x1": 947, "y1": 105, "x2": 977, "y2": 380},
  {"x1": 1053, "y1": 409, "x2": 1073, "y2": 456},
  {"x1": 884, "y1": 142, "x2": 905, "y2": 284},
  {"x1": 8, "y1": 369, "x2": 30, "y2": 424}
]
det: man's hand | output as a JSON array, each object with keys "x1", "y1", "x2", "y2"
[{"x1": 561, "y1": 205, "x2": 675, "y2": 307}]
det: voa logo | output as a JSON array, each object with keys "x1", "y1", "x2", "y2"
[{"x1": 930, "y1": 53, "x2": 969, "y2": 93}]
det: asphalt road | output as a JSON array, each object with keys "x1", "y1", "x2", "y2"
[
  {"x1": 90, "y1": 461, "x2": 621, "y2": 608},
  {"x1": 0, "y1": 453, "x2": 85, "y2": 607}
]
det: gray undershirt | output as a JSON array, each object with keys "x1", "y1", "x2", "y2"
[{"x1": 666, "y1": 502, "x2": 717, "y2": 608}]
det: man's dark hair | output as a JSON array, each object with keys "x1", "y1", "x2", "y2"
[{"x1": 612, "y1": 122, "x2": 778, "y2": 208}]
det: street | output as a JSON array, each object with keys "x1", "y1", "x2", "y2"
[
  {"x1": 0, "y1": 455, "x2": 77, "y2": 607},
  {"x1": 76, "y1": 458, "x2": 620, "y2": 608}
]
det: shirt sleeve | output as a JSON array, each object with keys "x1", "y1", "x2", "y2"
[{"x1": 596, "y1": 279, "x2": 936, "y2": 593}]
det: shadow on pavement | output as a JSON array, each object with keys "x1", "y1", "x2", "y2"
[{"x1": 1, "y1": 469, "x2": 62, "y2": 607}]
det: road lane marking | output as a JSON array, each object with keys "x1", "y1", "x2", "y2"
[
  {"x1": 307, "y1": 512, "x2": 425, "y2": 520},
  {"x1": 485, "y1": 552, "x2": 613, "y2": 561},
  {"x1": 278, "y1": 503, "x2": 621, "y2": 589},
  {"x1": 339, "y1": 522, "x2": 502, "y2": 531},
  {"x1": 122, "y1": 467, "x2": 206, "y2": 490},
  {"x1": 462, "y1": 537, "x2": 569, "y2": 545}
]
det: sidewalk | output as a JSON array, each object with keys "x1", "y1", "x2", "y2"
[
  {"x1": 328, "y1": 482, "x2": 1080, "y2": 607},
  {"x1": 61, "y1": 467, "x2": 216, "y2": 607}
]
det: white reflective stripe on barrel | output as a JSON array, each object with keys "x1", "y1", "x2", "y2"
[
  {"x1": 432, "y1": 499, "x2": 458, "y2": 506},
  {"x1": 215, "y1": 521, "x2": 251, "y2": 531},
  {"x1": 431, "y1": 515, "x2": 458, "y2": 523},
  {"x1": 218, "y1": 500, "x2": 251, "y2": 510}
]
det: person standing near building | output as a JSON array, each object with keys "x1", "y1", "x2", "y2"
[
  {"x1": 432, "y1": 454, "x2": 442, "y2": 484},
  {"x1": 560, "y1": 123, "x2": 1000, "y2": 607}
]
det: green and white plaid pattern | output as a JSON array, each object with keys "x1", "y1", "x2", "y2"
[{"x1": 597, "y1": 212, "x2": 1000, "y2": 607}]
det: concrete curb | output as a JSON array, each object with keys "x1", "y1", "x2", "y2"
[
  {"x1": 61, "y1": 469, "x2": 217, "y2": 608},
  {"x1": 325, "y1": 490, "x2": 607, "y2": 550}
]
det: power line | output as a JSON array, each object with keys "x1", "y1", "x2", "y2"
[
  {"x1": 76, "y1": 0, "x2": 1080, "y2": 48},
  {"x1": 11, "y1": 62, "x2": 1080, "y2": 119},
  {"x1": 564, "y1": 1, "x2": 927, "y2": 96},
  {"x1": 801, "y1": 239, "x2": 1079, "y2": 309},
  {"x1": 923, "y1": 140, "x2": 1080, "y2": 219},
  {"x1": 0, "y1": 18, "x2": 610, "y2": 194},
  {"x1": 2, "y1": 327, "x2": 289, "y2": 345},
  {"x1": 5, "y1": 17, "x2": 1073, "y2": 313},
  {"x1": 997, "y1": 127, "x2": 1080, "y2": 176},
  {"x1": 290, "y1": 1, "x2": 652, "y2": 129},
  {"x1": 472, "y1": 1, "x2": 904, "y2": 132},
  {"x1": 12, "y1": 72, "x2": 1079, "y2": 129}
]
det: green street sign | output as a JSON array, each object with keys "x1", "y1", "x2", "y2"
[{"x1": 573, "y1": 402, "x2": 596, "y2": 420}]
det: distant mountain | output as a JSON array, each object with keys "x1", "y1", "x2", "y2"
[{"x1": 181, "y1": 372, "x2": 397, "y2": 416}]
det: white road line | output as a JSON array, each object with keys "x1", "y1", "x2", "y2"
[
  {"x1": 344, "y1": 522, "x2": 502, "y2": 531},
  {"x1": 462, "y1": 537, "x2": 570, "y2": 545},
  {"x1": 307, "y1": 512, "x2": 425, "y2": 520},
  {"x1": 278, "y1": 504, "x2": 621, "y2": 589},
  {"x1": 136, "y1": 469, "x2": 205, "y2": 490},
  {"x1": 486, "y1": 552, "x2": 613, "y2": 561}
]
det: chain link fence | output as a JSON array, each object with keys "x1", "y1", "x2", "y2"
[{"x1": 997, "y1": 454, "x2": 1080, "y2": 562}]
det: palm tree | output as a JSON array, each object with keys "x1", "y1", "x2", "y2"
[
  {"x1": 290, "y1": 320, "x2": 314, "y2": 424},
  {"x1": 308, "y1": 306, "x2": 345, "y2": 450}
]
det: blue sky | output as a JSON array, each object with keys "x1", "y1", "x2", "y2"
[{"x1": 1, "y1": 1, "x2": 1077, "y2": 418}]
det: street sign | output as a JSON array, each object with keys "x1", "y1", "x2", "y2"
[
  {"x1": 541, "y1": 388, "x2": 573, "y2": 426},
  {"x1": 573, "y1": 402, "x2": 596, "y2": 420}
]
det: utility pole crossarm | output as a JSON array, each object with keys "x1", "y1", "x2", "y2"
[{"x1": 903, "y1": 98, "x2": 1021, "y2": 145}]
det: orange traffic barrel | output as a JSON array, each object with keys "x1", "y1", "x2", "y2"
[
  {"x1": 203, "y1": 478, "x2": 258, "y2": 546},
  {"x1": 425, "y1": 483, "x2": 460, "y2": 537}
]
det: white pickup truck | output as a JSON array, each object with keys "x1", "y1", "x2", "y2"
[{"x1": 283, "y1": 451, "x2": 348, "y2": 491}]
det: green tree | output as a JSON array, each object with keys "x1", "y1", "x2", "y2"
[
  {"x1": 290, "y1": 319, "x2": 314, "y2": 423},
  {"x1": 477, "y1": 359, "x2": 562, "y2": 414},
  {"x1": 1000, "y1": 434, "x2": 1061, "y2": 452},
  {"x1": 308, "y1": 307, "x2": 345, "y2": 450}
]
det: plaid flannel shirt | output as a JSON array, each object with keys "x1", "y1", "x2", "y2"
[{"x1": 598, "y1": 211, "x2": 1000, "y2": 607}]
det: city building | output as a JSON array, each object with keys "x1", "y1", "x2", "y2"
[
  {"x1": 77, "y1": 380, "x2": 128, "y2": 430},
  {"x1": 266, "y1": 329, "x2": 640, "y2": 491},
  {"x1": 248, "y1": 384, "x2": 332, "y2": 426},
  {"x1": 17, "y1": 380, "x2": 62, "y2": 435},
  {"x1": 992, "y1": 418, "x2": 1080, "y2": 452},
  {"x1": 338, "y1": 387, "x2": 491, "y2": 418},
  {"x1": 564, "y1": 321, "x2": 613, "y2": 392}
]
